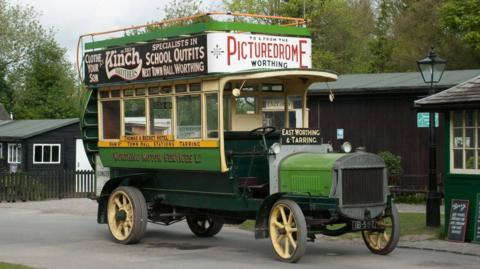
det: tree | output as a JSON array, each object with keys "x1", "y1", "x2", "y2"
[
  {"x1": 224, "y1": 0, "x2": 376, "y2": 73},
  {"x1": 310, "y1": 0, "x2": 376, "y2": 73},
  {"x1": 223, "y1": 0, "x2": 294, "y2": 21},
  {"x1": 13, "y1": 39, "x2": 80, "y2": 119},
  {"x1": 224, "y1": 0, "x2": 480, "y2": 73},
  {"x1": 0, "y1": 61, "x2": 13, "y2": 113},
  {"x1": 0, "y1": 0, "x2": 46, "y2": 75},
  {"x1": 388, "y1": 0, "x2": 480, "y2": 71},
  {"x1": 441, "y1": 0, "x2": 480, "y2": 51},
  {"x1": 368, "y1": 0, "x2": 396, "y2": 72},
  {"x1": 0, "y1": 0, "x2": 80, "y2": 119},
  {"x1": 140, "y1": 0, "x2": 209, "y2": 31},
  {"x1": 164, "y1": 0, "x2": 204, "y2": 20}
]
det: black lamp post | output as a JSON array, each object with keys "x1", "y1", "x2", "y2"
[{"x1": 417, "y1": 47, "x2": 446, "y2": 227}]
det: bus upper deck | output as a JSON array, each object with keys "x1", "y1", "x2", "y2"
[{"x1": 78, "y1": 13, "x2": 337, "y2": 173}]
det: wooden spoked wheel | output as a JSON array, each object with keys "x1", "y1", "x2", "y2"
[
  {"x1": 107, "y1": 186, "x2": 147, "y2": 244},
  {"x1": 362, "y1": 203, "x2": 400, "y2": 255},
  {"x1": 268, "y1": 199, "x2": 307, "y2": 263},
  {"x1": 186, "y1": 215, "x2": 224, "y2": 237}
]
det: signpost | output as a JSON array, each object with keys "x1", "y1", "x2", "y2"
[
  {"x1": 417, "y1": 112, "x2": 439, "y2": 128},
  {"x1": 336, "y1": 128, "x2": 344, "y2": 140},
  {"x1": 447, "y1": 199, "x2": 470, "y2": 242},
  {"x1": 473, "y1": 194, "x2": 480, "y2": 244}
]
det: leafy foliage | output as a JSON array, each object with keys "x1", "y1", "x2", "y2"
[
  {"x1": 378, "y1": 151, "x2": 404, "y2": 177},
  {"x1": 13, "y1": 40, "x2": 80, "y2": 119},
  {"x1": 224, "y1": 0, "x2": 376, "y2": 73},
  {"x1": 0, "y1": 0, "x2": 80, "y2": 119},
  {"x1": 0, "y1": 61, "x2": 13, "y2": 113},
  {"x1": 368, "y1": 0, "x2": 395, "y2": 72},
  {"x1": 0, "y1": 262, "x2": 36, "y2": 269},
  {"x1": 388, "y1": 0, "x2": 480, "y2": 71},
  {"x1": 311, "y1": 0, "x2": 376, "y2": 73},
  {"x1": 441, "y1": 0, "x2": 480, "y2": 52},
  {"x1": 164, "y1": 0, "x2": 205, "y2": 25},
  {"x1": 0, "y1": 1, "x2": 45, "y2": 71},
  {"x1": 393, "y1": 193, "x2": 426, "y2": 204},
  {"x1": 222, "y1": 0, "x2": 480, "y2": 73}
]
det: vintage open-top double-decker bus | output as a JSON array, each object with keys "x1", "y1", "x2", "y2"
[{"x1": 78, "y1": 13, "x2": 399, "y2": 262}]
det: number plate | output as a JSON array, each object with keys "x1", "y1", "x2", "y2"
[{"x1": 352, "y1": 220, "x2": 377, "y2": 231}]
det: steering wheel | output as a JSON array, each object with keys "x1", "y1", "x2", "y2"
[
  {"x1": 249, "y1": 126, "x2": 276, "y2": 151},
  {"x1": 249, "y1": 126, "x2": 276, "y2": 136}
]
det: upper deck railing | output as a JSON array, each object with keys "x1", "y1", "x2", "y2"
[{"x1": 77, "y1": 12, "x2": 310, "y2": 82}]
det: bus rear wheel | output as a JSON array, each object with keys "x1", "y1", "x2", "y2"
[
  {"x1": 268, "y1": 199, "x2": 307, "y2": 263},
  {"x1": 186, "y1": 215, "x2": 224, "y2": 237},
  {"x1": 107, "y1": 186, "x2": 147, "y2": 244}
]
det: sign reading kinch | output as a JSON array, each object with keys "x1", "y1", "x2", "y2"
[
  {"x1": 84, "y1": 33, "x2": 311, "y2": 86},
  {"x1": 84, "y1": 35, "x2": 207, "y2": 85}
]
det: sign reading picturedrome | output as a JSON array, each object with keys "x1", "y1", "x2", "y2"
[{"x1": 83, "y1": 33, "x2": 311, "y2": 85}]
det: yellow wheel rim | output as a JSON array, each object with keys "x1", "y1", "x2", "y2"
[
  {"x1": 269, "y1": 203, "x2": 298, "y2": 259},
  {"x1": 108, "y1": 190, "x2": 134, "y2": 241},
  {"x1": 362, "y1": 215, "x2": 393, "y2": 251}
]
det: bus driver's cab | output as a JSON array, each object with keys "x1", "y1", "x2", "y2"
[{"x1": 219, "y1": 70, "x2": 329, "y2": 195}]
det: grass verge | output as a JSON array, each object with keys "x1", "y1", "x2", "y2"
[
  {"x1": 238, "y1": 212, "x2": 444, "y2": 240},
  {"x1": 0, "y1": 262, "x2": 36, "y2": 269}
]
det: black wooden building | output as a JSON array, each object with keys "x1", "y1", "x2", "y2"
[
  {"x1": 0, "y1": 119, "x2": 82, "y2": 173},
  {"x1": 307, "y1": 69, "x2": 480, "y2": 190}
]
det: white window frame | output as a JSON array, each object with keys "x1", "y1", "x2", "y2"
[
  {"x1": 0, "y1": 143, "x2": 3, "y2": 159},
  {"x1": 450, "y1": 110, "x2": 480, "y2": 174},
  {"x1": 7, "y1": 143, "x2": 21, "y2": 164},
  {"x1": 33, "y1": 144, "x2": 61, "y2": 164}
]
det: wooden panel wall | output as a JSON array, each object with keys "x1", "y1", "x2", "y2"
[
  {"x1": 308, "y1": 93, "x2": 444, "y2": 190},
  {"x1": 23, "y1": 123, "x2": 82, "y2": 172}
]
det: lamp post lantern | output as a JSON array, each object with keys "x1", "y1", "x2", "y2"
[{"x1": 417, "y1": 47, "x2": 446, "y2": 227}]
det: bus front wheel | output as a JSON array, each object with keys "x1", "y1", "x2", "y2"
[
  {"x1": 268, "y1": 199, "x2": 307, "y2": 263},
  {"x1": 362, "y1": 203, "x2": 400, "y2": 255}
]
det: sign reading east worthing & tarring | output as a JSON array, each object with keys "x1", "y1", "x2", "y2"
[
  {"x1": 83, "y1": 33, "x2": 312, "y2": 86},
  {"x1": 281, "y1": 128, "x2": 321, "y2": 145}
]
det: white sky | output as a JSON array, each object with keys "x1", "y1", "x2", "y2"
[{"x1": 9, "y1": 0, "x2": 223, "y2": 64}]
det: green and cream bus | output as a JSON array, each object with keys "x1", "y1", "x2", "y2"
[{"x1": 79, "y1": 13, "x2": 399, "y2": 263}]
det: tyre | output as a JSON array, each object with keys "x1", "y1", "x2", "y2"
[
  {"x1": 268, "y1": 199, "x2": 307, "y2": 263},
  {"x1": 362, "y1": 203, "x2": 400, "y2": 255},
  {"x1": 186, "y1": 215, "x2": 224, "y2": 237},
  {"x1": 107, "y1": 186, "x2": 147, "y2": 244}
]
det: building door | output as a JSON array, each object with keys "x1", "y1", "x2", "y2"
[
  {"x1": 75, "y1": 139, "x2": 92, "y2": 171},
  {"x1": 7, "y1": 143, "x2": 21, "y2": 173},
  {"x1": 75, "y1": 139, "x2": 93, "y2": 192}
]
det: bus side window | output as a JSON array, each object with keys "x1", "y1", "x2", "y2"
[
  {"x1": 262, "y1": 96, "x2": 285, "y2": 128},
  {"x1": 150, "y1": 96, "x2": 173, "y2": 136},
  {"x1": 206, "y1": 93, "x2": 218, "y2": 138},
  {"x1": 288, "y1": 95, "x2": 302, "y2": 128},
  {"x1": 223, "y1": 95, "x2": 231, "y2": 131},
  {"x1": 236, "y1": 97, "x2": 256, "y2": 114},
  {"x1": 124, "y1": 99, "x2": 146, "y2": 135},
  {"x1": 102, "y1": 100, "x2": 121, "y2": 139},
  {"x1": 176, "y1": 95, "x2": 201, "y2": 139}
]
